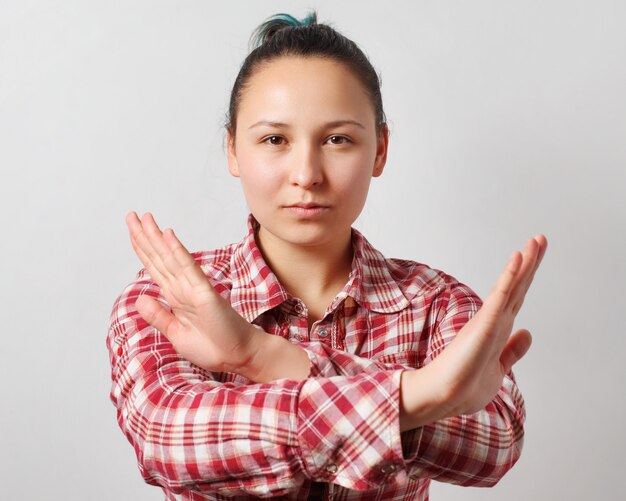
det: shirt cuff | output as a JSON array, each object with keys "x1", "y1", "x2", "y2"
[{"x1": 296, "y1": 369, "x2": 411, "y2": 491}]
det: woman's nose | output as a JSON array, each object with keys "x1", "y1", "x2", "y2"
[{"x1": 289, "y1": 145, "x2": 324, "y2": 189}]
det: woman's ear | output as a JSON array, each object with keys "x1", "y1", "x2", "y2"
[
  {"x1": 227, "y1": 130, "x2": 240, "y2": 177},
  {"x1": 372, "y1": 123, "x2": 389, "y2": 178}
]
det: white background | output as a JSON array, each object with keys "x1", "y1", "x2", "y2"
[{"x1": 1, "y1": 1, "x2": 624, "y2": 499}]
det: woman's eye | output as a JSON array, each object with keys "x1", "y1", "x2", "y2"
[
  {"x1": 264, "y1": 135, "x2": 284, "y2": 146},
  {"x1": 327, "y1": 135, "x2": 350, "y2": 145}
]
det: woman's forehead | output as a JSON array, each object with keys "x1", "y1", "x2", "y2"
[{"x1": 236, "y1": 56, "x2": 375, "y2": 126}]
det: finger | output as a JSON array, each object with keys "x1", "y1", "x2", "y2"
[
  {"x1": 136, "y1": 294, "x2": 180, "y2": 341},
  {"x1": 511, "y1": 234, "x2": 548, "y2": 314},
  {"x1": 483, "y1": 250, "x2": 523, "y2": 314},
  {"x1": 127, "y1": 212, "x2": 162, "y2": 266},
  {"x1": 142, "y1": 215, "x2": 204, "y2": 292},
  {"x1": 505, "y1": 237, "x2": 539, "y2": 312},
  {"x1": 126, "y1": 213, "x2": 150, "y2": 263},
  {"x1": 139, "y1": 212, "x2": 177, "y2": 280},
  {"x1": 140, "y1": 212, "x2": 169, "y2": 255},
  {"x1": 129, "y1": 231, "x2": 166, "y2": 280},
  {"x1": 163, "y1": 228, "x2": 213, "y2": 290},
  {"x1": 126, "y1": 212, "x2": 169, "y2": 284},
  {"x1": 514, "y1": 234, "x2": 547, "y2": 308},
  {"x1": 126, "y1": 210, "x2": 144, "y2": 243},
  {"x1": 524, "y1": 234, "x2": 548, "y2": 289},
  {"x1": 129, "y1": 212, "x2": 180, "y2": 285},
  {"x1": 500, "y1": 328, "x2": 532, "y2": 373}
]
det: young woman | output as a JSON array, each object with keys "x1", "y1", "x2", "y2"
[{"x1": 107, "y1": 12, "x2": 547, "y2": 501}]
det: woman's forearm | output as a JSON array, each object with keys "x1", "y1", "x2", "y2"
[{"x1": 245, "y1": 333, "x2": 443, "y2": 433}]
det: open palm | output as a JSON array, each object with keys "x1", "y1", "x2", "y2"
[
  {"x1": 126, "y1": 211, "x2": 262, "y2": 374},
  {"x1": 425, "y1": 235, "x2": 547, "y2": 418}
]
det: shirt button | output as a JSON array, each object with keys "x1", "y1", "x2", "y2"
[
  {"x1": 116, "y1": 346, "x2": 123, "y2": 356},
  {"x1": 380, "y1": 463, "x2": 397, "y2": 475},
  {"x1": 318, "y1": 327, "x2": 328, "y2": 338},
  {"x1": 294, "y1": 303, "x2": 304, "y2": 314},
  {"x1": 325, "y1": 463, "x2": 338, "y2": 474},
  {"x1": 295, "y1": 333, "x2": 305, "y2": 342}
]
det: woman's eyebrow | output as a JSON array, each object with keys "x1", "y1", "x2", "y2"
[
  {"x1": 248, "y1": 120, "x2": 288, "y2": 129},
  {"x1": 248, "y1": 119, "x2": 366, "y2": 130},
  {"x1": 325, "y1": 120, "x2": 366, "y2": 129}
]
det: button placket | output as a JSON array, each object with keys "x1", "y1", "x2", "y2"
[
  {"x1": 289, "y1": 324, "x2": 305, "y2": 342},
  {"x1": 380, "y1": 462, "x2": 397, "y2": 475},
  {"x1": 324, "y1": 463, "x2": 338, "y2": 475}
]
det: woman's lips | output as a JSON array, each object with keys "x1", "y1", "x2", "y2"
[{"x1": 284, "y1": 205, "x2": 330, "y2": 217}]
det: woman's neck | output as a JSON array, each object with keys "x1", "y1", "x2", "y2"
[{"x1": 256, "y1": 225, "x2": 354, "y2": 307}]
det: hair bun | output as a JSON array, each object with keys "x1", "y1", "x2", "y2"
[{"x1": 249, "y1": 12, "x2": 318, "y2": 50}]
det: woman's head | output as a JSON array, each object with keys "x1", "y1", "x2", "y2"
[
  {"x1": 226, "y1": 12, "x2": 386, "y2": 139},
  {"x1": 225, "y1": 12, "x2": 389, "y2": 252}
]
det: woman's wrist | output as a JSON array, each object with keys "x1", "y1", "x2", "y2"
[
  {"x1": 239, "y1": 326, "x2": 311, "y2": 383},
  {"x1": 399, "y1": 366, "x2": 448, "y2": 432}
]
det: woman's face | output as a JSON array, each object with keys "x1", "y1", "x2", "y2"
[{"x1": 227, "y1": 56, "x2": 388, "y2": 250}]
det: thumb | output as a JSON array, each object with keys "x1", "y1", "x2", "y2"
[
  {"x1": 136, "y1": 294, "x2": 179, "y2": 341},
  {"x1": 500, "y1": 329, "x2": 532, "y2": 373}
]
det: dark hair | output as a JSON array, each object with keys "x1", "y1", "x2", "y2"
[{"x1": 226, "y1": 11, "x2": 387, "y2": 137}]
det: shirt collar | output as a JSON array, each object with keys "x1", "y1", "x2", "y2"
[
  {"x1": 229, "y1": 214, "x2": 410, "y2": 323},
  {"x1": 342, "y1": 226, "x2": 411, "y2": 314}
]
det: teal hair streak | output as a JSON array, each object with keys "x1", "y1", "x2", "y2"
[{"x1": 249, "y1": 11, "x2": 318, "y2": 50}]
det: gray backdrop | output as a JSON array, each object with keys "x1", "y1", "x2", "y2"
[{"x1": 1, "y1": 1, "x2": 624, "y2": 499}]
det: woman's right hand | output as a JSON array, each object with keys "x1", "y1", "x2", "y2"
[
  {"x1": 400, "y1": 235, "x2": 547, "y2": 430},
  {"x1": 125, "y1": 211, "x2": 266, "y2": 375}
]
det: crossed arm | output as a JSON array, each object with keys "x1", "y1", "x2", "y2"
[
  {"x1": 108, "y1": 211, "x2": 546, "y2": 495},
  {"x1": 125, "y1": 211, "x2": 546, "y2": 430}
]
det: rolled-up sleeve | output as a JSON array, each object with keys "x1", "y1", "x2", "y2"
[
  {"x1": 297, "y1": 281, "x2": 526, "y2": 489},
  {"x1": 403, "y1": 375, "x2": 525, "y2": 486},
  {"x1": 402, "y1": 282, "x2": 526, "y2": 486},
  {"x1": 107, "y1": 279, "x2": 410, "y2": 497}
]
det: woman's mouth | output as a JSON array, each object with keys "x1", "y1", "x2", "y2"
[{"x1": 284, "y1": 204, "x2": 330, "y2": 218}]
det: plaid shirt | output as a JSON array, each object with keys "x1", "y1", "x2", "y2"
[{"x1": 107, "y1": 214, "x2": 526, "y2": 500}]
